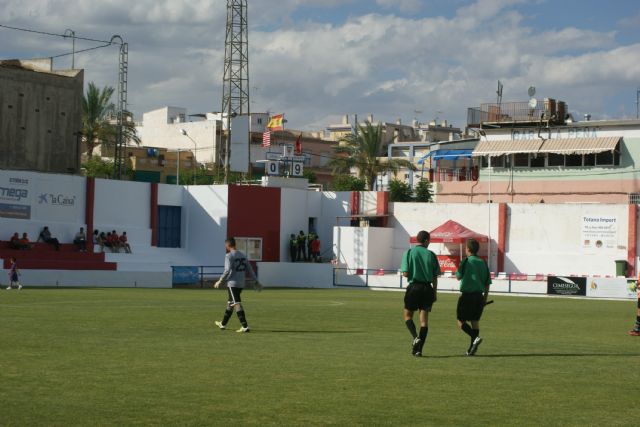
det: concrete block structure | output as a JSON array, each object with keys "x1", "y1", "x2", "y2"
[{"x1": 0, "y1": 59, "x2": 83, "y2": 174}]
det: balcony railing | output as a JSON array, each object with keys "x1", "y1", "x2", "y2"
[{"x1": 467, "y1": 100, "x2": 566, "y2": 127}]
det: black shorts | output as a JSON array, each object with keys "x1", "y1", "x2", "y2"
[
  {"x1": 404, "y1": 282, "x2": 434, "y2": 312},
  {"x1": 637, "y1": 298, "x2": 640, "y2": 309},
  {"x1": 457, "y1": 293, "x2": 485, "y2": 322},
  {"x1": 227, "y1": 287, "x2": 243, "y2": 305}
]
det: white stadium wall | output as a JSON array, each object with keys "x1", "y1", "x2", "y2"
[
  {"x1": 389, "y1": 202, "x2": 500, "y2": 272},
  {"x1": 505, "y1": 204, "x2": 629, "y2": 276},
  {"x1": 333, "y1": 226, "x2": 395, "y2": 270},
  {"x1": 0, "y1": 169, "x2": 86, "y2": 242},
  {"x1": 182, "y1": 185, "x2": 229, "y2": 266}
]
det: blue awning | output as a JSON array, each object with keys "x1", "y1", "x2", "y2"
[{"x1": 417, "y1": 149, "x2": 473, "y2": 164}]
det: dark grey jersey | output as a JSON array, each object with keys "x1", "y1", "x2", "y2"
[{"x1": 220, "y1": 249, "x2": 256, "y2": 288}]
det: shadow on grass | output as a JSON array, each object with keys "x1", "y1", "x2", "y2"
[
  {"x1": 260, "y1": 330, "x2": 364, "y2": 334},
  {"x1": 427, "y1": 353, "x2": 640, "y2": 359}
]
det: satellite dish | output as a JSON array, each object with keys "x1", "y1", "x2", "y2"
[
  {"x1": 528, "y1": 86, "x2": 536, "y2": 97},
  {"x1": 528, "y1": 98, "x2": 538, "y2": 109}
]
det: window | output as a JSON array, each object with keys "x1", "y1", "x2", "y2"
[
  {"x1": 596, "y1": 151, "x2": 614, "y2": 166},
  {"x1": 584, "y1": 153, "x2": 596, "y2": 166},
  {"x1": 257, "y1": 118, "x2": 263, "y2": 125},
  {"x1": 235, "y1": 238, "x2": 262, "y2": 261},
  {"x1": 565, "y1": 154, "x2": 582, "y2": 167},
  {"x1": 548, "y1": 153, "x2": 564, "y2": 166},
  {"x1": 482, "y1": 155, "x2": 506, "y2": 168},
  {"x1": 530, "y1": 154, "x2": 545, "y2": 167},
  {"x1": 513, "y1": 153, "x2": 529, "y2": 168}
]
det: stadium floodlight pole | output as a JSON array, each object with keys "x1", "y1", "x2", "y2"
[
  {"x1": 180, "y1": 129, "x2": 198, "y2": 185},
  {"x1": 63, "y1": 29, "x2": 75, "y2": 69}
]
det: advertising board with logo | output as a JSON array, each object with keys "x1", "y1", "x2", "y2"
[
  {"x1": 32, "y1": 175, "x2": 85, "y2": 224},
  {"x1": 547, "y1": 276, "x2": 587, "y2": 296},
  {"x1": 581, "y1": 215, "x2": 617, "y2": 254},
  {"x1": 585, "y1": 277, "x2": 637, "y2": 299},
  {"x1": 0, "y1": 174, "x2": 32, "y2": 219},
  {"x1": 437, "y1": 255, "x2": 460, "y2": 273}
]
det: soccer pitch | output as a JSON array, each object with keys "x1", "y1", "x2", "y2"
[{"x1": 0, "y1": 288, "x2": 637, "y2": 426}]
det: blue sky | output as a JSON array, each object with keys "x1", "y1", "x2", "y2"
[{"x1": 1, "y1": 0, "x2": 639, "y2": 130}]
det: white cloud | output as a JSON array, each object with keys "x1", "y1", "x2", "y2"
[
  {"x1": 376, "y1": 0, "x2": 423, "y2": 13},
  {"x1": 1, "y1": 0, "x2": 638, "y2": 130}
]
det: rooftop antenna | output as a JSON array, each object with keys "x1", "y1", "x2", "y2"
[
  {"x1": 496, "y1": 80, "x2": 503, "y2": 108},
  {"x1": 221, "y1": 0, "x2": 250, "y2": 183},
  {"x1": 636, "y1": 87, "x2": 639, "y2": 119}
]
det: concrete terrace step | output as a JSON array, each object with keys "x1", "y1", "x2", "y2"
[{"x1": 3, "y1": 258, "x2": 117, "y2": 271}]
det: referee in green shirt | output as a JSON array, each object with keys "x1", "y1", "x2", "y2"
[
  {"x1": 400, "y1": 230, "x2": 441, "y2": 357},
  {"x1": 455, "y1": 239, "x2": 491, "y2": 356}
]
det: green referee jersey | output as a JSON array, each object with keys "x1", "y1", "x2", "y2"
[
  {"x1": 400, "y1": 245, "x2": 441, "y2": 284},
  {"x1": 455, "y1": 255, "x2": 491, "y2": 293}
]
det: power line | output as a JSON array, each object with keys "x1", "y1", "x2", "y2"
[
  {"x1": 0, "y1": 23, "x2": 121, "y2": 45},
  {"x1": 50, "y1": 42, "x2": 112, "y2": 59}
]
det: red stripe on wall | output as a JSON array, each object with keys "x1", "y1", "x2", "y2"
[
  {"x1": 351, "y1": 191, "x2": 360, "y2": 216},
  {"x1": 85, "y1": 177, "x2": 95, "y2": 253},
  {"x1": 628, "y1": 204, "x2": 637, "y2": 277},
  {"x1": 376, "y1": 191, "x2": 389, "y2": 227},
  {"x1": 228, "y1": 185, "x2": 281, "y2": 262},
  {"x1": 497, "y1": 203, "x2": 507, "y2": 273},
  {"x1": 150, "y1": 183, "x2": 158, "y2": 247}
]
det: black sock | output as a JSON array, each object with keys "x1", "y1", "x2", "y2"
[
  {"x1": 635, "y1": 316, "x2": 640, "y2": 328},
  {"x1": 405, "y1": 319, "x2": 417, "y2": 339},
  {"x1": 418, "y1": 327, "x2": 428, "y2": 351},
  {"x1": 472, "y1": 329, "x2": 480, "y2": 340},
  {"x1": 461, "y1": 322, "x2": 474, "y2": 338},
  {"x1": 237, "y1": 310, "x2": 248, "y2": 328},
  {"x1": 222, "y1": 308, "x2": 233, "y2": 326}
]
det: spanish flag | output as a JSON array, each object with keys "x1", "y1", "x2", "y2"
[{"x1": 267, "y1": 113, "x2": 284, "y2": 131}]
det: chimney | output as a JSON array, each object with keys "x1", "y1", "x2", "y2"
[
  {"x1": 584, "y1": 113, "x2": 591, "y2": 121},
  {"x1": 342, "y1": 114, "x2": 349, "y2": 125},
  {"x1": 396, "y1": 118, "x2": 402, "y2": 125},
  {"x1": 442, "y1": 119, "x2": 448, "y2": 127},
  {"x1": 367, "y1": 113, "x2": 374, "y2": 123}
]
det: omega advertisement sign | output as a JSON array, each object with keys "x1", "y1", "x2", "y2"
[{"x1": 547, "y1": 276, "x2": 587, "y2": 296}]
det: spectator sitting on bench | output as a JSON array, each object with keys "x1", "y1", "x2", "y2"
[
  {"x1": 9, "y1": 232, "x2": 21, "y2": 250},
  {"x1": 74, "y1": 227, "x2": 87, "y2": 252},
  {"x1": 104, "y1": 232, "x2": 115, "y2": 252},
  {"x1": 98, "y1": 231, "x2": 107, "y2": 253},
  {"x1": 119, "y1": 231, "x2": 132, "y2": 254},
  {"x1": 111, "y1": 230, "x2": 123, "y2": 253},
  {"x1": 38, "y1": 226, "x2": 60, "y2": 251},
  {"x1": 20, "y1": 233, "x2": 32, "y2": 250}
]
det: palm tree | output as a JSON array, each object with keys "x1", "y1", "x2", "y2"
[
  {"x1": 329, "y1": 122, "x2": 415, "y2": 190},
  {"x1": 82, "y1": 82, "x2": 115, "y2": 157}
]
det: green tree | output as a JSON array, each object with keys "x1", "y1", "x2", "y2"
[
  {"x1": 82, "y1": 157, "x2": 114, "y2": 178},
  {"x1": 303, "y1": 169, "x2": 317, "y2": 184},
  {"x1": 82, "y1": 82, "x2": 140, "y2": 157},
  {"x1": 82, "y1": 82, "x2": 115, "y2": 157},
  {"x1": 329, "y1": 122, "x2": 415, "y2": 190},
  {"x1": 389, "y1": 179, "x2": 414, "y2": 202},
  {"x1": 414, "y1": 178, "x2": 433, "y2": 202},
  {"x1": 331, "y1": 174, "x2": 366, "y2": 191}
]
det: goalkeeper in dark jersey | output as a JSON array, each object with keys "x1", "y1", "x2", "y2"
[{"x1": 214, "y1": 237, "x2": 262, "y2": 333}]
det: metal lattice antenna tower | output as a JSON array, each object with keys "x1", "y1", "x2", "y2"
[
  {"x1": 221, "y1": 0, "x2": 250, "y2": 183},
  {"x1": 110, "y1": 35, "x2": 129, "y2": 180}
]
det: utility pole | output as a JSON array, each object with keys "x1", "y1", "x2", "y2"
[
  {"x1": 64, "y1": 29, "x2": 75, "y2": 69},
  {"x1": 221, "y1": 0, "x2": 250, "y2": 184}
]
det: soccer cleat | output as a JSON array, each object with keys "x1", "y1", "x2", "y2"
[
  {"x1": 6, "y1": 287, "x2": 11, "y2": 290},
  {"x1": 469, "y1": 337, "x2": 483, "y2": 355},
  {"x1": 412, "y1": 337, "x2": 421, "y2": 355},
  {"x1": 629, "y1": 330, "x2": 640, "y2": 336},
  {"x1": 236, "y1": 326, "x2": 250, "y2": 333},
  {"x1": 413, "y1": 351, "x2": 422, "y2": 357},
  {"x1": 18, "y1": 285, "x2": 22, "y2": 290},
  {"x1": 214, "y1": 321, "x2": 226, "y2": 330}
]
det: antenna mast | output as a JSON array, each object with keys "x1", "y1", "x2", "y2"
[{"x1": 221, "y1": 0, "x2": 250, "y2": 183}]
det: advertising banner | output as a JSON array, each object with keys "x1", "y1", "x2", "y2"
[
  {"x1": 172, "y1": 266, "x2": 200, "y2": 285},
  {"x1": 437, "y1": 255, "x2": 460, "y2": 273},
  {"x1": 547, "y1": 276, "x2": 587, "y2": 296},
  {"x1": 586, "y1": 277, "x2": 636, "y2": 299},
  {"x1": 581, "y1": 215, "x2": 617, "y2": 254},
  {"x1": 0, "y1": 174, "x2": 32, "y2": 219}
]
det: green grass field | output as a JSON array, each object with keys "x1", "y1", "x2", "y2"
[{"x1": 0, "y1": 288, "x2": 638, "y2": 426}]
